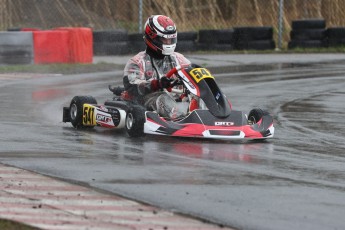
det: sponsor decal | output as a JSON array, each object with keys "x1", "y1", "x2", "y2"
[
  {"x1": 166, "y1": 25, "x2": 175, "y2": 31},
  {"x1": 96, "y1": 114, "x2": 112, "y2": 123},
  {"x1": 166, "y1": 34, "x2": 177, "y2": 38},
  {"x1": 187, "y1": 81, "x2": 196, "y2": 89},
  {"x1": 108, "y1": 108, "x2": 121, "y2": 126},
  {"x1": 215, "y1": 121, "x2": 234, "y2": 126},
  {"x1": 215, "y1": 92, "x2": 221, "y2": 100}
]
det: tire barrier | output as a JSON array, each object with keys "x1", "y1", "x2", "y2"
[
  {"x1": 327, "y1": 27, "x2": 345, "y2": 47},
  {"x1": 291, "y1": 19, "x2": 326, "y2": 30},
  {"x1": 176, "y1": 31, "x2": 198, "y2": 52},
  {"x1": 128, "y1": 33, "x2": 145, "y2": 54},
  {"x1": 33, "y1": 28, "x2": 93, "y2": 64},
  {"x1": 197, "y1": 29, "x2": 234, "y2": 51},
  {"x1": 3, "y1": 27, "x2": 93, "y2": 64},
  {"x1": 93, "y1": 29, "x2": 129, "y2": 55},
  {"x1": 288, "y1": 19, "x2": 327, "y2": 49},
  {"x1": 233, "y1": 27, "x2": 275, "y2": 50},
  {"x1": 55, "y1": 27, "x2": 93, "y2": 63},
  {"x1": 0, "y1": 32, "x2": 34, "y2": 65},
  {"x1": 33, "y1": 30, "x2": 70, "y2": 64},
  {"x1": 3, "y1": 23, "x2": 344, "y2": 64}
]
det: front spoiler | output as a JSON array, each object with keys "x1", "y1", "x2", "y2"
[{"x1": 144, "y1": 110, "x2": 274, "y2": 140}]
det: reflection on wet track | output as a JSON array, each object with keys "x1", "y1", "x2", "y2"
[{"x1": 1, "y1": 58, "x2": 345, "y2": 230}]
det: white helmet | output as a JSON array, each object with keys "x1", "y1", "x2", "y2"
[{"x1": 144, "y1": 15, "x2": 177, "y2": 56}]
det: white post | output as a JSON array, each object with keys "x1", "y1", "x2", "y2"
[
  {"x1": 139, "y1": 0, "x2": 143, "y2": 33},
  {"x1": 278, "y1": 0, "x2": 284, "y2": 50}
]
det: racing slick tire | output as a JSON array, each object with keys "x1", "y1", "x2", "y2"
[
  {"x1": 69, "y1": 96, "x2": 97, "y2": 128},
  {"x1": 125, "y1": 105, "x2": 145, "y2": 137},
  {"x1": 248, "y1": 108, "x2": 268, "y2": 124}
]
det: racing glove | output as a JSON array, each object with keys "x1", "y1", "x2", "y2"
[
  {"x1": 160, "y1": 76, "x2": 172, "y2": 89},
  {"x1": 150, "y1": 76, "x2": 172, "y2": 91}
]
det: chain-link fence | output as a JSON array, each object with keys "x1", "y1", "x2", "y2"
[{"x1": 1, "y1": 0, "x2": 345, "y2": 48}]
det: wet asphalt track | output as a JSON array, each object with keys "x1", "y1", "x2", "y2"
[{"x1": 1, "y1": 54, "x2": 345, "y2": 230}]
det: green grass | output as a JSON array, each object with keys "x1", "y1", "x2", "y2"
[
  {"x1": 184, "y1": 46, "x2": 345, "y2": 55},
  {"x1": 0, "y1": 219, "x2": 39, "y2": 230},
  {"x1": 0, "y1": 62, "x2": 123, "y2": 75},
  {"x1": 0, "y1": 47, "x2": 344, "y2": 75}
]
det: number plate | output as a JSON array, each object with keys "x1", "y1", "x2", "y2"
[
  {"x1": 189, "y1": 68, "x2": 214, "y2": 83},
  {"x1": 83, "y1": 104, "x2": 96, "y2": 126}
]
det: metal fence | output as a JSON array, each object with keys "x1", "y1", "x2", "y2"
[{"x1": 1, "y1": 0, "x2": 345, "y2": 48}]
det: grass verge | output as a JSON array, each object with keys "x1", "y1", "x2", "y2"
[
  {"x1": 0, "y1": 62, "x2": 123, "y2": 75},
  {"x1": 0, "y1": 218, "x2": 39, "y2": 230},
  {"x1": 0, "y1": 48, "x2": 344, "y2": 75}
]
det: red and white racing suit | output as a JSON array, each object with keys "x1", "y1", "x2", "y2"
[{"x1": 123, "y1": 51, "x2": 191, "y2": 119}]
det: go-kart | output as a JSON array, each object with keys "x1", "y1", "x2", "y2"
[{"x1": 62, "y1": 65, "x2": 274, "y2": 140}]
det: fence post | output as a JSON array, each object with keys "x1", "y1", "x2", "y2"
[
  {"x1": 139, "y1": 0, "x2": 143, "y2": 33},
  {"x1": 278, "y1": 0, "x2": 284, "y2": 50}
]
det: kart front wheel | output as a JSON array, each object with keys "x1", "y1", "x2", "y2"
[
  {"x1": 248, "y1": 108, "x2": 268, "y2": 124},
  {"x1": 69, "y1": 96, "x2": 97, "y2": 128},
  {"x1": 125, "y1": 105, "x2": 145, "y2": 137}
]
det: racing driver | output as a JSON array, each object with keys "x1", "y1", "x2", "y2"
[{"x1": 123, "y1": 15, "x2": 193, "y2": 120}]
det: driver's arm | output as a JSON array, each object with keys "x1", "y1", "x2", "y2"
[{"x1": 123, "y1": 59, "x2": 159, "y2": 96}]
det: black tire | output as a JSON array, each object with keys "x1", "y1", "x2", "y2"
[
  {"x1": 246, "y1": 40, "x2": 275, "y2": 50},
  {"x1": 93, "y1": 29, "x2": 128, "y2": 43},
  {"x1": 125, "y1": 105, "x2": 145, "y2": 137},
  {"x1": 175, "y1": 41, "x2": 197, "y2": 52},
  {"x1": 198, "y1": 29, "x2": 219, "y2": 43},
  {"x1": 291, "y1": 19, "x2": 326, "y2": 30},
  {"x1": 197, "y1": 43, "x2": 233, "y2": 51},
  {"x1": 178, "y1": 31, "x2": 198, "y2": 41},
  {"x1": 248, "y1": 108, "x2": 268, "y2": 124},
  {"x1": 328, "y1": 38, "x2": 345, "y2": 47},
  {"x1": 290, "y1": 29, "x2": 326, "y2": 41},
  {"x1": 288, "y1": 40, "x2": 326, "y2": 49},
  {"x1": 327, "y1": 27, "x2": 345, "y2": 39},
  {"x1": 216, "y1": 29, "x2": 235, "y2": 44},
  {"x1": 233, "y1": 27, "x2": 273, "y2": 42},
  {"x1": 128, "y1": 41, "x2": 146, "y2": 54},
  {"x1": 128, "y1": 33, "x2": 144, "y2": 42},
  {"x1": 198, "y1": 29, "x2": 234, "y2": 44},
  {"x1": 69, "y1": 96, "x2": 97, "y2": 128},
  {"x1": 93, "y1": 42, "x2": 129, "y2": 55}
]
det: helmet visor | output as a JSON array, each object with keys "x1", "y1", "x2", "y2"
[{"x1": 159, "y1": 37, "x2": 177, "y2": 45}]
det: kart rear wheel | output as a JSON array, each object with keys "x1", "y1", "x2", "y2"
[
  {"x1": 248, "y1": 108, "x2": 268, "y2": 124},
  {"x1": 69, "y1": 96, "x2": 97, "y2": 128},
  {"x1": 125, "y1": 105, "x2": 145, "y2": 137}
]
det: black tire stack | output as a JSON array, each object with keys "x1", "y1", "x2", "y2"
[
  {"x1": 197, "y1": 29, "x2": 234, "y2": 51},
  {"x1": 175, "y1": 31, "x2": 198, "y2": 53},
  {"x1": 93, "y1": 29, "x2": 129, "y2": 55},
  {"x1": 288, "y1": 19, "x2": 327, "y2": 49},
  {"x1": 327, "y1": 27, "x2": 345, "y2": 47},
  {"x1": 128, "y1": 33, "x2": 146, "y2": 54},
  {"x1": 233, "y1": 27, "x2": 275, "y2": 50},
  {"x1": 0, "y1": 32, "x2": 33, "y2": 64}
]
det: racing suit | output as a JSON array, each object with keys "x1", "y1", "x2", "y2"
[{"x1": 123, "y1": 50, "x2": 191, "y2": 119}]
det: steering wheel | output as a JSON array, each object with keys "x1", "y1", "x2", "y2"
[{"x1": 165, "y1": 64, "x2": 191, "y2": 78}]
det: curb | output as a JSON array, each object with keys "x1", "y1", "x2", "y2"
[{"x1": 0, "y1": 163, "x2": 233, "y2": 230}]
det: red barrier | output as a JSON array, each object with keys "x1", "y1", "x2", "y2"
[
  {"x1": 33, "y1": 30, "x2": 69, "y2": 64},
  {"x1": 55, "y1": 27, "x2": 93, "y2": 63}
]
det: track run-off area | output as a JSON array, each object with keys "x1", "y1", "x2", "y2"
[{"x1": 1, "y1": 53, "x2": 345, "y2": 230}]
